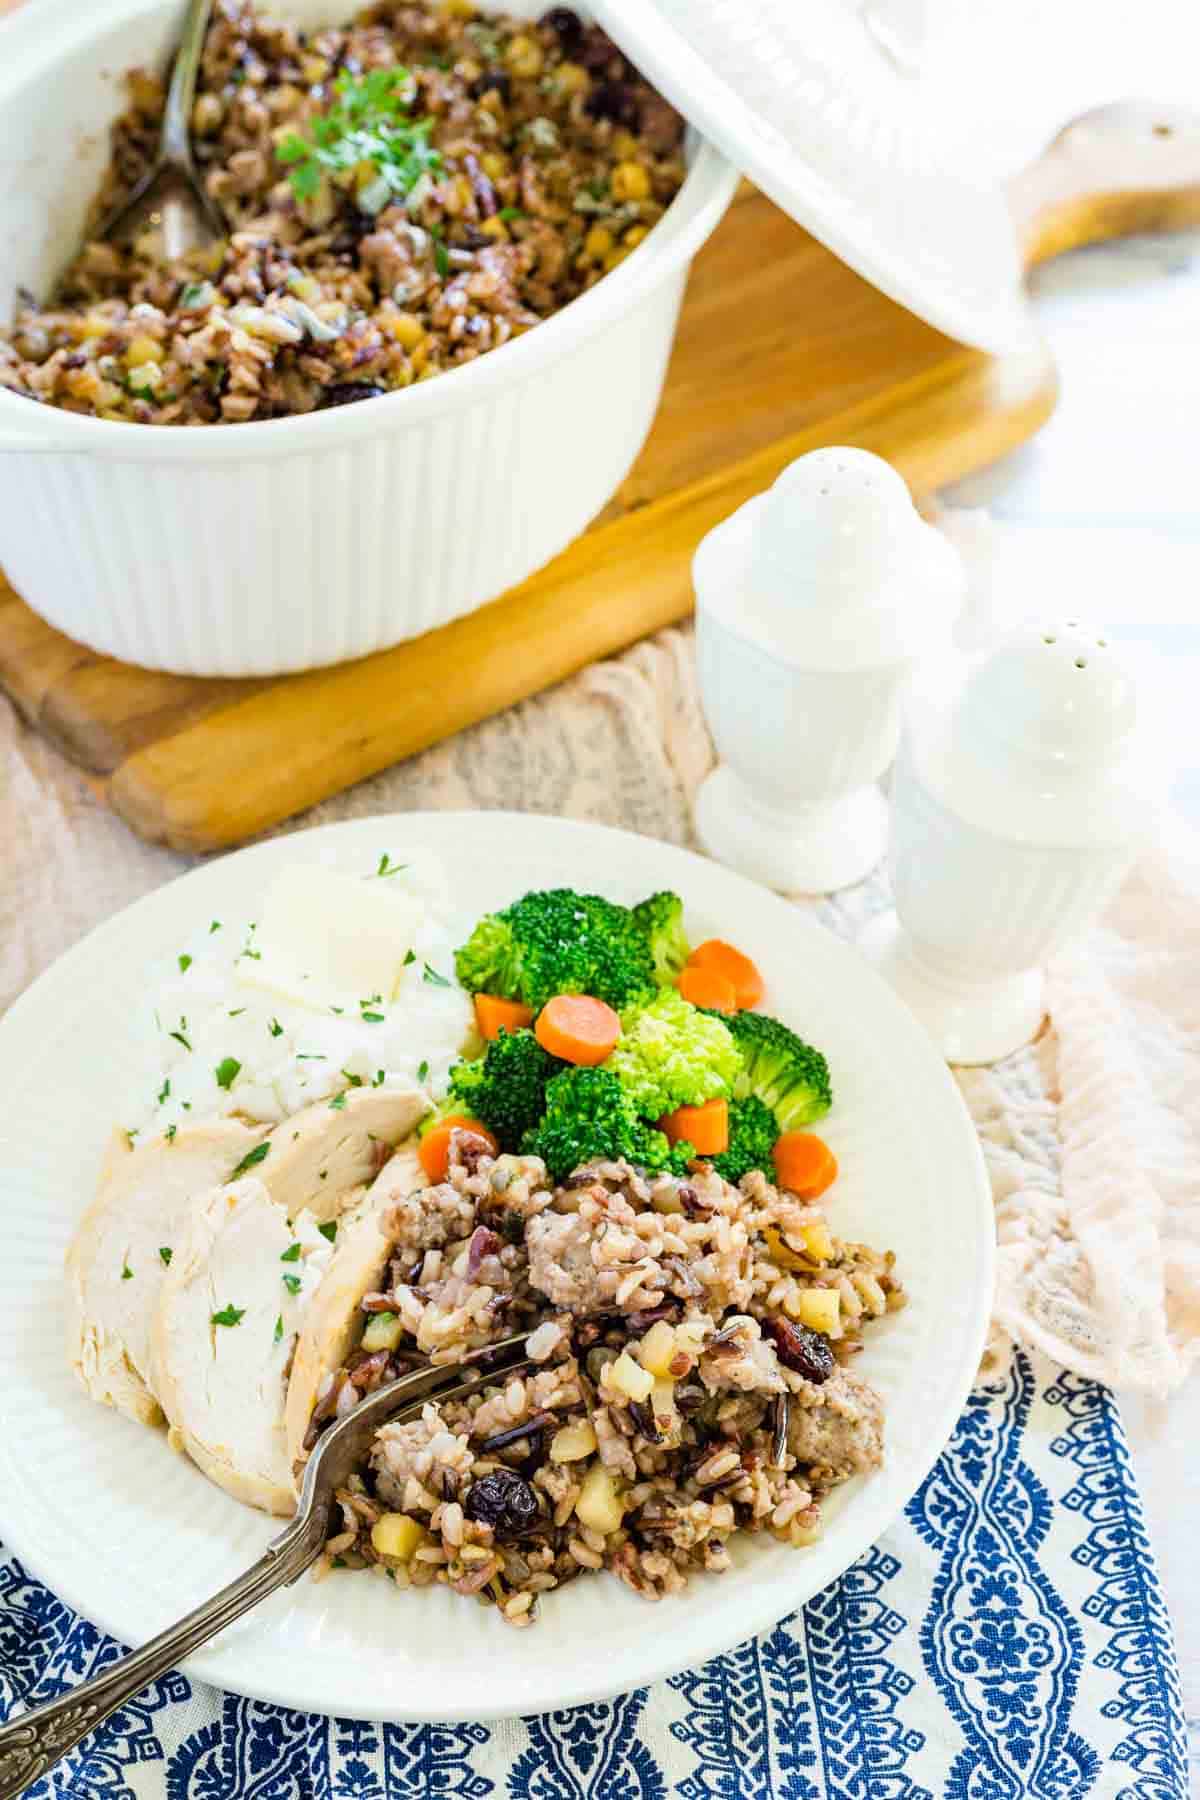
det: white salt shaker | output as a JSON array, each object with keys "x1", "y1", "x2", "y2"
[
  {"x1": 693, "y1": 447, "x2": 963, "y2": 893},
  {"x1": 860, "y1": 620, "x2": 1158, "y2": 1063}
]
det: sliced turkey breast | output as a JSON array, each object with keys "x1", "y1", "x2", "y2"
[
  {"x1": 64, "y1": 1118, "x2": 267, "y2": 1427},
  {"x1": 284, "y1": 1143, "x2": 424, "y2": 1472},
  {"x1": 255, "y1": 1085, "x2": 429, "y2": 1225},
  {"x1": 152, "y1": 1178, "x2": 334, "y2": 1515}
]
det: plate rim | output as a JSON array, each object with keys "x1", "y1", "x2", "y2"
[{"x1": 0, "y1": 810, "x2": 994, "y2": 1720}]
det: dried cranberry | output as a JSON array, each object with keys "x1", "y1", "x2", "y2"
[
  {"x1": 586, "y1": 81, "x2": 640, "y2": 128},
  {"x1": 765, "y1": 1317, "x2": 835, "y2": 1384},
  {"x1": 469, "y1": 68, "x2": 511, "y2": 102},
  {"x1": 319, "y1": 382, "x2": 386, "y2": 408},
  {"x1": 463, "y1": 1468, "x2": 541, "y2": 1538},
  {"x1": 578, "y1": 25, "x2": 623, "y2": 73},
  {"x1": 542, "y1": 6, "x2": 583, "y2": 51}
]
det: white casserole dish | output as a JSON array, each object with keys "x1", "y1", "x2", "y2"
[{"x1": 0, "y1": 0, "x2": 737, "y2": 675}]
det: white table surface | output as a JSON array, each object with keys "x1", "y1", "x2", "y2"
[{"x1": 943, "y1": 224, "x2": 1200, "y2": 1792}]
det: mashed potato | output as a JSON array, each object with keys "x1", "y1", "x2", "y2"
[{"x1": 126, "y1": 849, "x2": 472, "y2": 1140}]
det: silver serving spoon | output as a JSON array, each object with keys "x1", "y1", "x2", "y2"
[
  {"x1": 93, "y1": 0, "x2": 226, "y2": 262},
  {"x1": 0, "y1": 1337, "x2": 531, "y2": 1799}
]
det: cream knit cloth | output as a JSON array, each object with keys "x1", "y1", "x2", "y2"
[{"x1": 2, "y1": 526, "x2": 1198, "y2": 1396}]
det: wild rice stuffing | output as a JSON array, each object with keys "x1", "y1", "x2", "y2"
[
  {"x1": 0, "y1": 1, "x2": 686, "y2": 424},
  {"x1": 308, "y1": 1129, "x2": 904, "y2": 1625}
]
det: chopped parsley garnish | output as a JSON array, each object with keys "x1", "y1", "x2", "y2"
[
  {"x1": 231, "y1": 1141, "x2": 269, "y2": 1178},
  {"x1": 417, "y1": 1059, "x2": 429, "y2": 1082},
  {"x1": 329, "y1": 1092, "x2": 347, "y2": 1111},
  {"x1": 121, "y1": 1262, "x2": 133, "y2": 1281},
  {"x1": 372, "y1": 1069, "x2": 386, "y2": 1087},
  {"x1": 403, "y1": 949, "x2": 417, "y2": 966},
  {"x1": 422, "y1": 963, "x2": 451, "y2": 988},
  {"x1": 157, "y1": 1077, "x2": 171, "y2": 1106},
  {"x1": 361, "y1": 992, "x2": 383, "y2": 1007},
  {"x1": 179, "y1": 281, "x2": 210, "y2": 309},
  {"x1": 268, "y1": 1018, "x2": 284, "y2": 1038},
  {"x1": 360, "y1": 1012, "x2": 385, "y2": 1024},
  {"x1": 330, "y1": 1006, "x2": 345, "y2": 1015},
  {"x1": 375, "y1": 853, "x2": 408, "y2": 878},
  {"x1": 169, "y1": 1018, "x2": 192, "y2": 1051},
  {"x1": 280, "y1": 1242, "x2": 302, "y2": 1263},
  {"x1": 209, "y1": 920, "x2": 221, "y2": 933},
  {"x1": 276, "y1": 68, "x2": 441, "y2": 209},
  {"x1": 431, "y1": 231, "x2": 450, "y2": 280},
  {"x1": 342, "y1": 1070, "x2": 364, "y2": 1087},
  {"x1": 178, "y1": 954, "x2": 192, "y2": 973},
  {"x1": 240, "y1": 947, "x2": 262, "y2": 961},
  {"x1": 318, "y1": 1221, "x2": 338, "y2": 1243},
  {"x1": 165, "y1": 1124, "x2": 177, "y2": 1144},
  {"x1": 273, "y1": 1314, "x2": 284, "y2": 1344},
  {"x1": 282, "y1": 1272, "x2": 303, "y2": 1296},
  {"x1": 296, "y1": 1052, "x2": 327, "y2": 1060},
  {"x1": 215, "y1": 1056, "x2": 241, "y2": 1091},
  {"x1": 159, "y1": 1247, "x2": 173, "y2": 1266},
  {"x1": 498, "y1": 206, "x2": 524, "y2": 221},
  {"x1": 228, "y1": 1008, "x2": 246, "y2": 1018},
  {"x1": 212, "y1": 1304, "x2": 245, "y2": 1328}
]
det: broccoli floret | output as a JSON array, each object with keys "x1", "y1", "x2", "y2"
[
  {"x1": 454, "y1": 889, "x2": 656, "y2": 1014},
  {"x1": 448, "y1": 1028, "x2": 559, "y2": 1153},
  {"x1": 722, "y1": 1010, "x2": 832, "y2": 1130},
  {"x1": 631, "y1": 890, "x2": 691, "y2": 987},
  {"x1": 521, "y1": 1066, "x2": 690, "y2": 1183},
  {"x1": 453, "y1": 913, "x2": 524, "y2": 1002},
  {"x1": 606, "y1": 987, "x2": 741, "y2": 1120},
  {"x1": 709, "y1": 1094, "x2": 780, "y2": 1184}
]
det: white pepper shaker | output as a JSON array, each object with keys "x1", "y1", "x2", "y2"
[
  {"x1": 692, "y1": 447, "x2": 963, "y2": 893},
  {"x1": 860, "y1": 620, "x2": 1159, "y2": 1063}
]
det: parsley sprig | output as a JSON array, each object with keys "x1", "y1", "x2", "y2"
[{"x1": 277, "y1": 69, "x2": 441, "y2": 214}]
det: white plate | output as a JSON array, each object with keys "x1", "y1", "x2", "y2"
[{"x1": 0, "y1": 812, "x2": 992, "y2": 1721}]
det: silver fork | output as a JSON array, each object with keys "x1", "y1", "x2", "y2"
[
  {"x1": 0, "y1": 1337, "x2": 531, "y2": 1799},
  {"x1": 92, "y1": 0, "x2": 226, "y2": 262}
]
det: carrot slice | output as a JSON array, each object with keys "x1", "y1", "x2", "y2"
[
  {"x1": 688, "y1": 940, "x2": 764, "y2": 1010},
  {"x1": 419, "y1": 1115, "x2": 498, "y2": 1183},
  {"x1": 773, "y1": 1131, "x2": 837, "y2": 1199},
  {"x1": 659, "y1": 1097, "x2": 729, "y2": 1155},
  {"x1": 677, "y1": 964, "x2": 738, "y2": 1013},
  {"x1": 473, "y1": 994, "x2": 534, "y2": 1041},
  {"x1": 535, "y1": 994, "x2": 621, "y2": 1066}
]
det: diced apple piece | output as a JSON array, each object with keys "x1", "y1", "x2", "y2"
[
  {"x1": 550, "y1": 1420, "x2": 598, "y2": 1462},
  {"x1": 787, "y1": 1288, "x2": 841, "y2": 1336},
  {"x1": 637, "y1": 1320, "x2": 677, "y2": 1377},
  {"x1": 371, "y1": 1513, "x2": 425, "y2": 1560},
  {"x1": 609, "y1": 1350, "x2": 654, "y2": 1402},
  {"x1": 799, "y1": 1219, "x2": 835, "y2": 1264},
  {"x1": 361, "y1": 1312, "x2": 404, "y2": 1352},
  {"x1": 575, "y1": 1462, "x2": 625, "y2": 1535}
]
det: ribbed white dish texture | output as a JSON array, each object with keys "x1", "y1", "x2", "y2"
[
  {"x1": 0, "y1": 813, "x2": 993, "y2": 1720},
  {"x1": 0, "y1": 0, "x2": 736, "y2": 675}
]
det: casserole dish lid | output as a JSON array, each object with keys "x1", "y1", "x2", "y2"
[{"x1": 590, "y1": 0, "x2": 1033, "y2": 355}]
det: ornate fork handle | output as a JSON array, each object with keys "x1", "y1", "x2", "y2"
[{"x1": 0, "y1": 1509, "x2": 326, "y2": 1799}]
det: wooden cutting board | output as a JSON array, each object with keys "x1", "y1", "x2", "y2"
[{"x1": 3, "y1": 101, "x2": 1199, "y2": 853}]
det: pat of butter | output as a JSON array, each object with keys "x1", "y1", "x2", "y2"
[{"x1": 237, "y1": 864, "x2": 424, "y2": 1011}]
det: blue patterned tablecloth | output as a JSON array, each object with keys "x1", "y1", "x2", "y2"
[{"x1": 0, "y1": 1350, "x2": 1185, "y2": 1799}]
